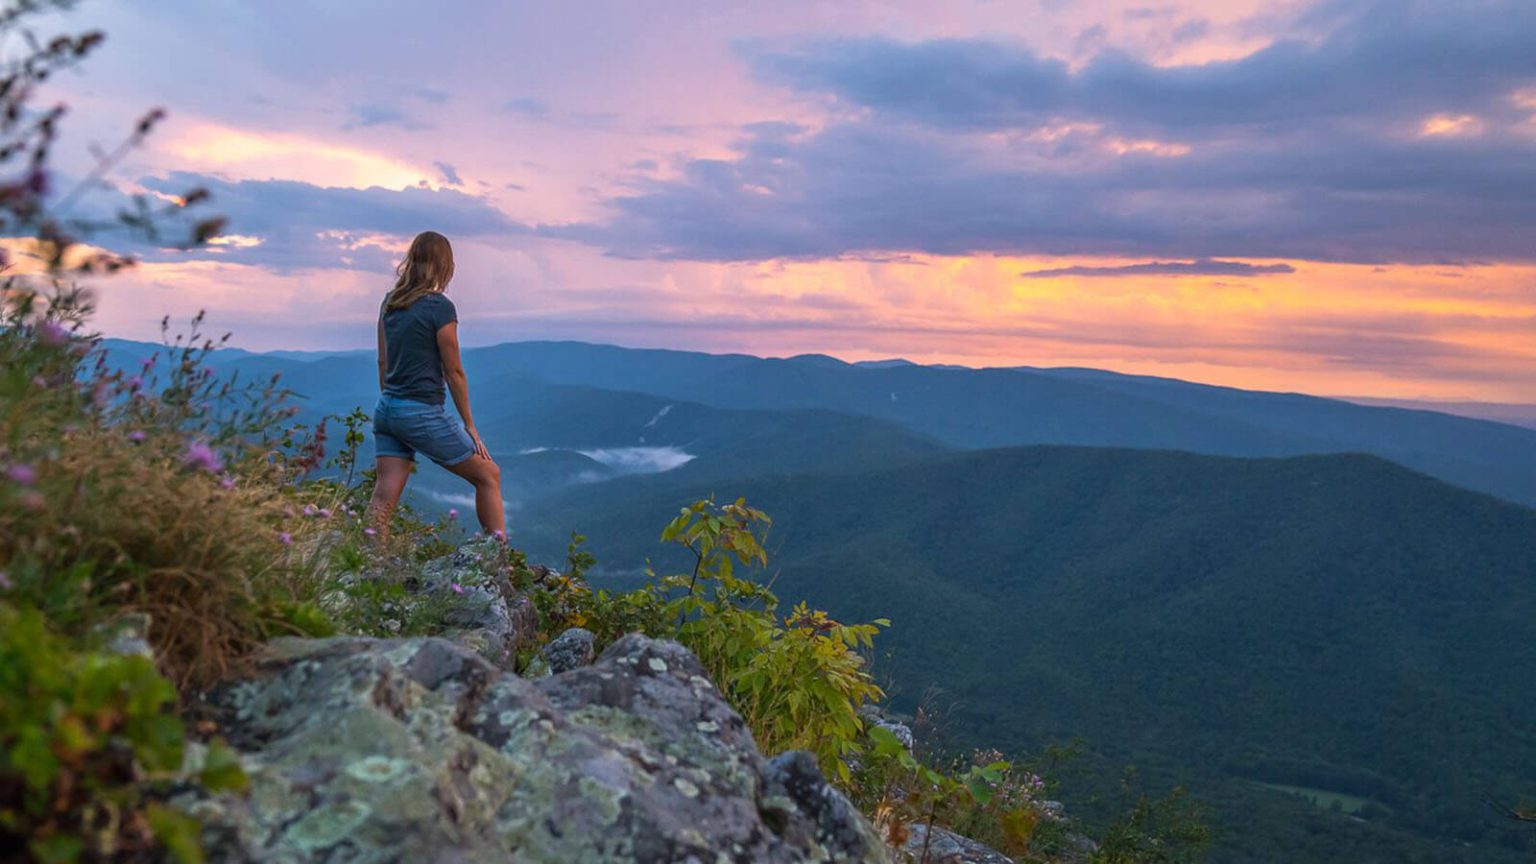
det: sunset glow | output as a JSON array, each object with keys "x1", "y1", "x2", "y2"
[{"x1": 47, "y1": 0, "x2": 1536, "y2": 403}]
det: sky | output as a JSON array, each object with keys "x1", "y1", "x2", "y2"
[{"x1": 32, "y1": 0, "x2": 1536, "y2": 402}]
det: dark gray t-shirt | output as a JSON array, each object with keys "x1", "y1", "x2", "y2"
[{"x1": 381, "y1": 293, "x2": 457, "y2": 405}]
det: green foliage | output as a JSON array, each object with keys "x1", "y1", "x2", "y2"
[
  {"x1": 0, "y1": 602, "x2": 244, "y2": 863},
  {"x1": 1092, "y1": 772, "x2": 1211, "y2": 864},
  {"x1": 574, "y1": 497, "x2": 888, "y2": 781},
  {"x1": 855, "y1": 726, "x2": 1066, "y2": 862}
]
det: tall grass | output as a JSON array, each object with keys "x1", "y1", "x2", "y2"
[{"x1": 0, "y1": 290, "x2": 332, "y2": 688}]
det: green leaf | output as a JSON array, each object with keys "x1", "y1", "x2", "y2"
[
  {"x1": 966, "y1": 773, "x2": 997, "y2": 805},
  {"x1": 29, "y1": 834, "x2": 85, "y2": 864},
  {"x1": 198, "y1": 739, "x2": 249, "y2": 793},
  {"x1": 146, "y1": 803, "x2": 205, "y2": 864}
]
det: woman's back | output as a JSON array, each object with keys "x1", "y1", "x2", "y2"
[{"x1": 381, "y1": 292, "x2": 457, "y2": 405}]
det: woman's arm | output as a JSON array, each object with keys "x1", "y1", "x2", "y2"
[
  {"x1": 436, "y1": 321, "x2": 490, "y2": 460},
  {"x1": 376, "y1": 315, "x2": 387, "y2": 390}
]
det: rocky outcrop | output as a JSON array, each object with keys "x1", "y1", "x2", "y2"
[
  {"x1": 182, "y1": 630, "x2": 891, "y2": 863},
  {"x1": 900, "y1": 824, "x2": 1014, "y2": 864},
  {"x1": 415, "y1": 539, "x2": 538, "y2": 666}
]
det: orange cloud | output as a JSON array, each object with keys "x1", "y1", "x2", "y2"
[
  {"x1": 1419, "y1": 113, "x2": 1484, "y2": 138},
  {"x1": 158, "y1": 122, "x2": 437, "y2": 190}
]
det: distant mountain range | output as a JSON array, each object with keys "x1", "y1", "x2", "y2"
[
  {"x1": 94, "y1": 335, "x2": 1536, "y2": 862},
  {"x1": 99, "y1": 336, "x2": 1536, "y2": 507},
  {"x1": 1343, "y1": 396, "x2": 1536, "y2": 430}
]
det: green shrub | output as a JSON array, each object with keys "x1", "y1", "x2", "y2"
[
  {"x1": 577, "y1": 497, "x2": 887, "y2": 781},
  {"x1": 0, "y1": 602, "x2": 244, "y2": 863},
  {"x1": 1091, "y1": 772, "x2": 1211, "y2": 864},
  {"x1": 856, "y1": 727, "x2": 1062, "y2": 861}
]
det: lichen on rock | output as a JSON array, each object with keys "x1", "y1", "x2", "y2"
[{"x1": 183, "y1": 631, "x2": 891, "y2": 863}]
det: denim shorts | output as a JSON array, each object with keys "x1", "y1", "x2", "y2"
[{"x1": 373, "y1": 394, "x2": 475, "y2": 467}]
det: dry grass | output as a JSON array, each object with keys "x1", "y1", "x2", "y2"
[{"x1": 0, "y1": 423, "x2": 326, "y2": 689}]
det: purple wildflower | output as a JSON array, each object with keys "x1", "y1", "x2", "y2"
[
  {"x1": 318, "y1": 508, "x2": 333, "y2": 519},
  {"x1": 128, "y1": 430, "x2": 146, "y2": 443},
  {"x1": 450, "y1": 583, "x2": 465, "y2": 595},
  {"x1": 127, "y1": 376, "x2": 143, "y2": 391},
  {"x1": 141, "y1": 356, "x2": 156, "y2": 371},
  {"x1": 301, "y1": 503, "x2": 318, "y2": 516},
  {"x1": 492, "y1": 529, "x2": 506, "y2": 543},
  {"x1": 220, "y1": 475, "x2": 237, "y2": 490},
  {"x1": 278, "y1": 532, "x2": 293, "y2": 546},
  {"x1": 35, "y1": 320, "x2": 69, "y2": 345},
  {"x1": 447, "y1": 508, "x2": 459, "y2": 520},
  {"x1": 182, "y1": 440, "x2": 224, "y2": 473},
  {"x1": 364, "y1": 527, "x2": 377, "y2": 537},
  {"x1": 4, "y1": 464, "x2": 38, "y2": 486}
]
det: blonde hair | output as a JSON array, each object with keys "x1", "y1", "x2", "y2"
[{"x1": 384, "y1": 231, "x2": 455, "y2": 311}]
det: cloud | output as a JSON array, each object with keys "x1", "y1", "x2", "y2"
[
  {"x1": 434, "y1": 161, "x2": 464, "y2": 186},
  {"x1": 547, "y1": 0, "x2": 1536, "y2": 265},
  {"x1": 503, "y1": 96, "x2": 551, "y2": 119},
  {"x1": 344, "y1": 103, "x2": 430, "y2": 131},
  {"x1": 745, "y1": 1, "x2": 1536, "y2": 135},
  {"x1": 134, "y1": 172, "x2": 524, "y2": 272},
  {"x1": 1022, "y1": 259, "x2": 1296, "y2": 278}
]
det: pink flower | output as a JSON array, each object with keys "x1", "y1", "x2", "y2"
[
  {"x1": 492, "y1": 529, "x2": 506, "y2": 543},
  {"x1": 318, "y1": 508, "x2": 333, "y2": 518},
  {"x1": 220, "y1": 475, "x2": 237, "y2": 490},
  {"x1": 278, "y1": 532, "x2": 293, "y2": 545},
  {"x1": 364, "y1": 528, "x2": 376, "y2": 537},
  {"x1": 5, "y1": 464, "x2": 38, "y2": 486},
  {"x1": 447, "y1": 508, "x2": 459, "y2": 520},
  {"x1": 127, "y1": 376, "x2": 143, "y2": 391},
  {"x1": 183, "y1": 440, "x2": 224, "y2": 473},
  {"x1": 128, "y1": 430, "x2": 146, "y2": 443},
  {"x1": 140, "y1": 356, "x2": 156, "y2": 371},
  {"x1": 301, "y1": 504, "x2": 318, "y2": 516},
  {"x1": 450, "y1": 583, "x2": 465, "y2": 595}
]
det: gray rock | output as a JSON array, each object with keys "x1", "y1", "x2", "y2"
[
  {"x1": 541, "y1": 626, "x2": 596, "y2": 673},
  {"x1": 415, "y1": 537, "x2": 537, "y2": 667},
  {"x1": 763, "y1": 750, "x2": 890, "y2": 862},
  {"x1": 97, "y1": 612, "x2": 154, "y2": 660},
  {"x1": 857, "y1": 706, "x2": 916, "y2": 753},
  {"x1": 186, "y1": 632, "x2": 891, "y2": 863},
  {"x1": 901, "y1": 824, "x2": 1014, "y2": 864},
  {"x1": 875, "y1": 720, "x2": 915, "y2": 752}
]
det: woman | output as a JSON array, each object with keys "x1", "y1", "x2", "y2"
[{"x1": 367, "y1": 230, "x2": 504, "y2": 541}]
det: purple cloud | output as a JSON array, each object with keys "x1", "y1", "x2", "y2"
[
  {"x1": 132, "y1": 172, "x2": 525, "y2": 272},
  {"x1": 552, "y1": 0, "x2": 1536, "y2": 265},
  {"x1": 1022, "y1": 259, "x2": 1296, "y2": 278}
]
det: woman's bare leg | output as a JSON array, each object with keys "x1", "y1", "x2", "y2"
[
  {"x1": 446, "y1": 453, "x2": 505, "y2": 537},
  {"x1": 367, "y1": 456, "x2": 413, "y2": 543}
]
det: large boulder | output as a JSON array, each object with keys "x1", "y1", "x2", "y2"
[{"x1": 183, "y1": 632, "x2": 890, "y2": 863}]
